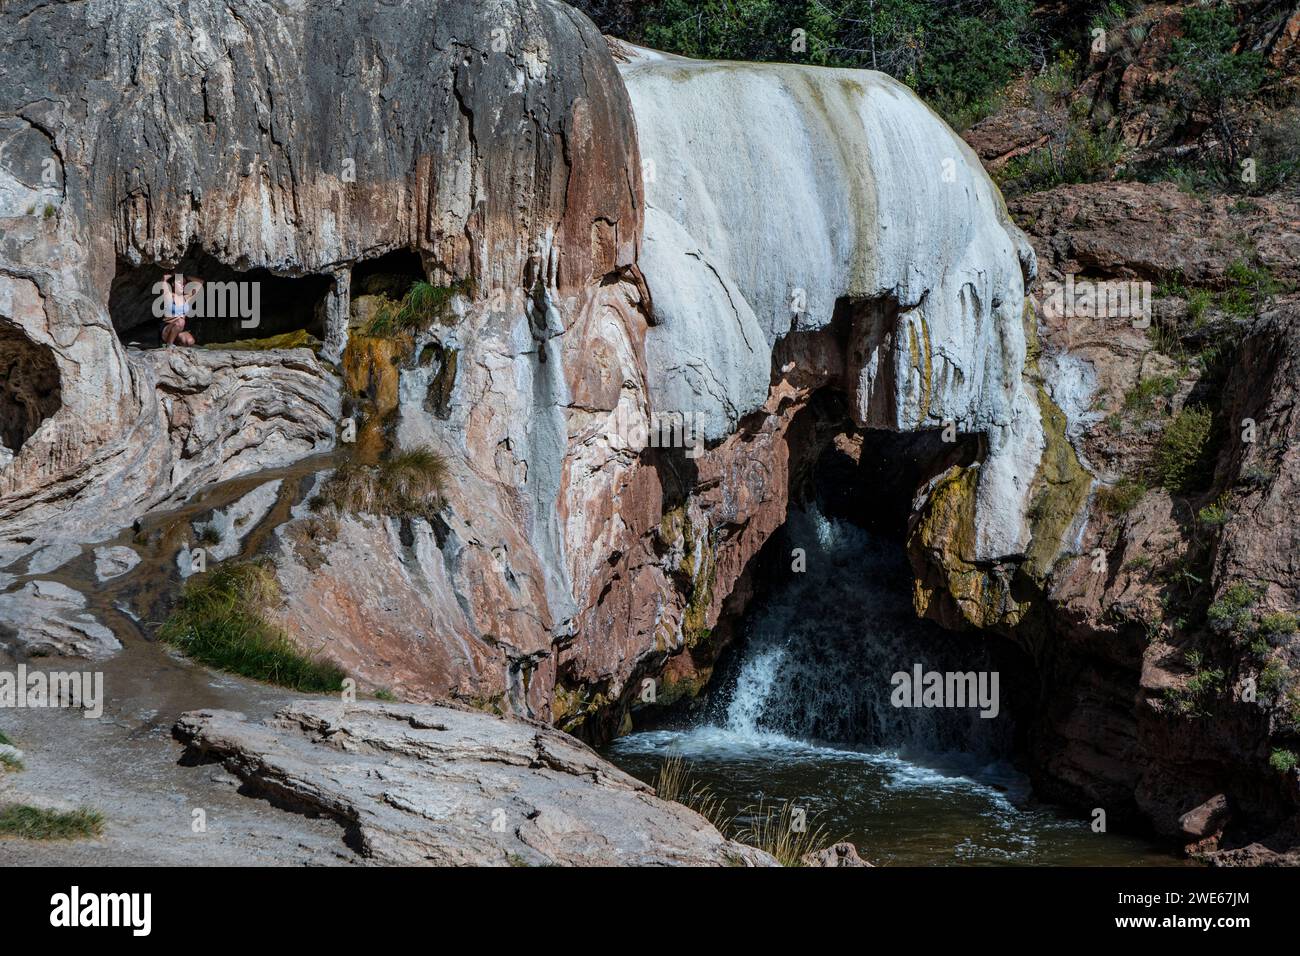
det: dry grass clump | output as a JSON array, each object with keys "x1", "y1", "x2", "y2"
[
  {"x1": 0, "y1": 805, "x2": 104, "y2": 840},
  {"x1": 654, "y1": 755, "x2": 733, "y2": 834},
  {"x1": 312, "y1": 447, "x2": 447, "y2": 520},
  {"x1": 733, "y1": 799, "x2": 837, "y2": 867}
]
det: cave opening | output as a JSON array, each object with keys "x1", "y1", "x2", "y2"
[
  {"x1": 652, "y1": 387, "x2": 1031, "y2": 757},
  {"x1": 109, "y1": 247, "x2": 334, "y2": 349},
  {"x1": 0, "y1": 316, "x2": 62, "y2": 459},
  {"x1": 345, "y1": 247, "x2": 429, "y2": 335},
  {"x1": 349, "y1": 248, "x2": 426, "y2": 299}
]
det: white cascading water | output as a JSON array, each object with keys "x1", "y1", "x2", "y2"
[{"x1": 705, "y1": 506, "x2": 1010, "y2": 758}]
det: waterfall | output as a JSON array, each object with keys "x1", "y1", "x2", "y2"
[
  {"x1": 603, "y1": 507, "x2": 1167, "y2": 866},
  {"x1": 705, "y1": 507, "x2": 1012, "y2": 759}
]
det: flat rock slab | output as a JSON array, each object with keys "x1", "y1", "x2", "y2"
[
  {"x1": 0, "y1": 580, "x2": 120, "y2": 659},
  {"x1": 93, "y1": 545, "x2": 141, "y2": 582},
  {"x1": 174, "y1": 701, "x2": 774, "y2": 867}
]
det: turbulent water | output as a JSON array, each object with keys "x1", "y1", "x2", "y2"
[
  {"x1": 605, "y1": 508, "x2": 1176, "y2": 866},
  {"x1": 702, "y1": 508, "x2": 1007, "y2": 752}
]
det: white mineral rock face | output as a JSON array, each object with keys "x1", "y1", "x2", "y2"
[{"x1": 621, "y1": 51, "x2": 1043, "y2": 560}]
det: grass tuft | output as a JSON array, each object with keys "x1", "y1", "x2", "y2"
[
  {"x1": 733, "y1": 799, "x2": 837, "y2": 867},
  {"x1": 1207, "y1": 582, "x2": 1259, "y2": 637},
  {"x1": 312, "y1": 446, "x2": 447, "y2": 520},
  {"x1": 1096, "y1": 477, "x2": 1147, "y2": 516},
  {"x1": 654, "y1": 756, "x2": 733, "y2": 835},
  {"x1": 1269, "y1": 748, "x2": 1298, "y2": 774},
  {"x1": 0, "y1": 805, "x2": 103, "y2": 840},
  {"x1": 363, "y1": 280, "x2": 468, "y2": 337},
  {"x1": 1123, "y1": 375, "x2": 1178, "y2": 414},
  {"x1": 1152, "y1": 405, "x2": 1216, "y2": 495},
  {"x1": 158, "y1": 560, "x2": 346, "y2": 692},
  {"x1": 1164, "y1": 649, "x2": 1226, "y2": 718}
]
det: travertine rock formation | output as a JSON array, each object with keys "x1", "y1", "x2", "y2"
[
  {"x1": 622, "y1": 47, "x2": 1043, "y2": 563},
  {"x1": 12, "y1": 0, "x2": 1296, "y2": 864},
  {"x1": 0, "y1": 1, "x2": 1059, "y2": 735},
  {"x1": 0, "y1": 0, "x2": 639, "y2": 565},
  {"x1": 256, "y1": 41, "x2": 1060, "y2": 737}
]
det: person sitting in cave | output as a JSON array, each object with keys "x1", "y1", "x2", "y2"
[{"x1": 159, "y1": 272, "x2": 202, "y2": 347}]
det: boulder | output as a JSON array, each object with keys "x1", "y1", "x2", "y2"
[
  {"x1": 1180, "y1": 794, "x2": 1230, "y2": 841},
  {"x1": 173, "y1": 700, "x2": 775, "y2": 867},
  {"x1": 0, "y1": 580, "x2": 119, "y2": 659},
  {"x1": 802, "y1": 842, "x2": 873, "y2": 867}
]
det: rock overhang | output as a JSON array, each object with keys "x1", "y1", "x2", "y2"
[{"x1": 617, "y1": 46, "x2": 1047, "y2": 562}]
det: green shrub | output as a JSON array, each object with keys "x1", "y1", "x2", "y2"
[
  {"x1": 313, "y1": 447, "x2": 448, "y2": 520},
  {"x1": 1167, "y1": 3, "x2": 1267, "y2": 171},
  {"x1": 631, "y1": 0, "x2": 1037, "y2": 110},
  {"x1": 1165, "y1": 653, "x2": 1225, "y2": 718},
  {"x1": 1152, "y1": 405, "x2": 1215, "y2": 494},
  {"x1": 158, "y1": 560, "x2": 346, "y2": 692},
  {"x1": 1123, "y1": 375, "x2": 1178, "y2": 414},
  {"x1": 999, "y1": 121, "x2": 1126, "y2": 194},
  {"x1": 1197, "y1": 499, "x2": 1230, "y2": 527},
  {"x1": 1096, "y1": 478, "x2": 1147, "y2": 515},
  {"x1": 1207, "y1": 583, "x2": 1258, "y2": 637},
  {"x1": 1259, "y1": 612, "x2": 1299, "y2": 638},
  {"x1": 0, "y1": 805, "x2": 103, "y2": 840},
  {"x1": 1217, "y1": 260, "x2": 1278, "y2": 318},
  {"x1": 364, "y1": 281, "x2": 465, "y2": 337},
  {"x1": 1186, "y1": 289, "x2": 1212, "y2": 325},
  {"x1": 1259, "y1": 661, "x2": 1288, "y2": 696},
  {"x1": 1269, "y1": 748, "x2": 1298, "y2": 774}
]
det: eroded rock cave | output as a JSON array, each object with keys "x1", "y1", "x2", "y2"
[
  {"x1": 108, "y1": 247, "x2": 334, "y2": 347},
  {"x1": 0, "y1": 316, "x2": 61, "y2": 457}
]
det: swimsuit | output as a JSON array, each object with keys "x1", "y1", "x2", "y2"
[{"x1": 161, "y1": 295, "x2": 191, "y2": 343}]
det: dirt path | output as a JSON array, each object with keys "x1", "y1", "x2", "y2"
[{"x1": 0, "y1": 639, "x2": 355, "y2": 865}]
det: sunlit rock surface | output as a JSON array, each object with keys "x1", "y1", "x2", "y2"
[
  {"x1": 175, "y1": 700, "x2": 775, "y2": 866},
  {"x1": 2, "y1": 3, "x2": 1072, "y2": 757},
  {"x1": 619, "y1": 47, "x2": 1043, "y2": 562},
  {"x1": 0, "y1": 0, "x2": 639, "y2": 564}
]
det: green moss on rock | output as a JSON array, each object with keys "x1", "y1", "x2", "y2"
[{"x1": 908, "y1": 303, "x2": 1092, "y2": 629}]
